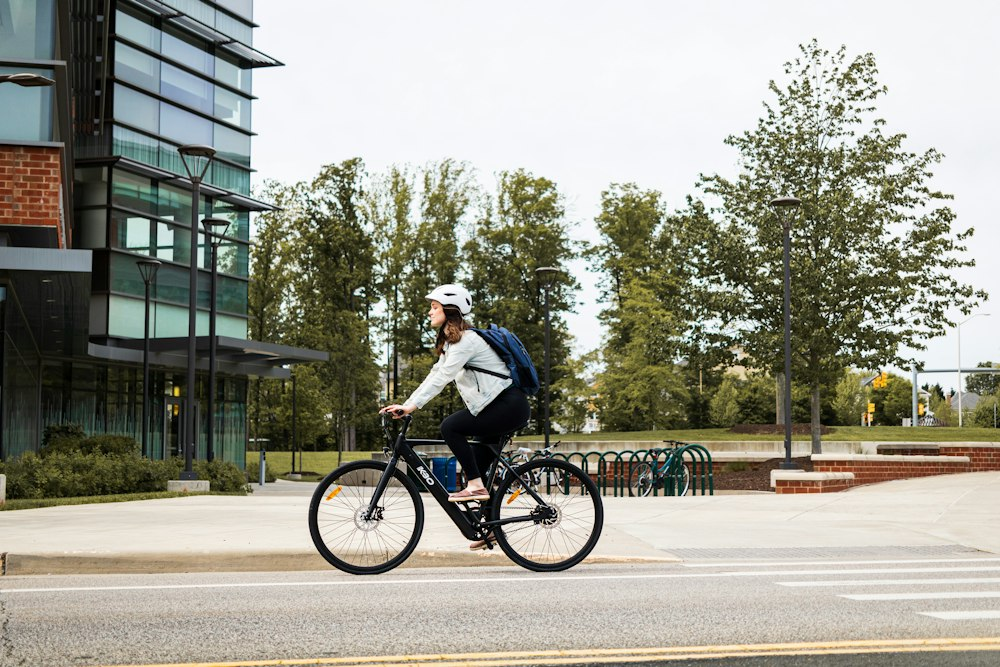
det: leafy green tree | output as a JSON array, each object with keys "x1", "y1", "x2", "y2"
[
  {"x1": 552, "y1": 350, "x2": 599, "y2": 433},
  {"x1": 871, "y1": 373, "x2": 913, "y2": 426},
  {"x1": 709, "y1": 375, "x2": 741, "y2": 427},
  {"x1": 692, "y1": 40, "x2": 984, "y2": 452},
  {"x1": 464, "y1": 169, "x2": 579, "y2": 433},
  {"x1": 833, "y1": 370, "x2": 868, "y2": 426},
  {"x1": 289, "y1": 159, "x2": 381, "y2": 451},
  {"x1": 971, "y1": 395, "x2": 999, "y2": 428},
  {"x1": 965, "y1": 362, "x2": 1000, "y2": 396}
]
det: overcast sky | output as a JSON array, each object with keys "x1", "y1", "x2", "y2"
[{"x1": 249, "y1": 1, "x2": 999, "y2": 392}]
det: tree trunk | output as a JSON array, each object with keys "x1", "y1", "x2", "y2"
[{"x1": 810, "y1": 383, "x2": 823, "y2": 455}]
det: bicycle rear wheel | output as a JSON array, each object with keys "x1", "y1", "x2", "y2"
[
  {"x1": 308, "y1": 460, "x2": 424, "y2": 575},
  {"x1": 628, "y1": 462, "x2": 654, "y2": 497},
  {"x1": 491, "y1": 458, "x2": 603, "y2": 572}
]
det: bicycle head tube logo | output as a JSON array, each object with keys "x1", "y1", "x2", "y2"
[{"x1": 417, "y1": 465, "x2": 436, "y2": 486}]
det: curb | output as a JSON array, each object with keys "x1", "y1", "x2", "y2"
[{"x1": 0, "y1": 550, "x2": 679, "y2": 576}]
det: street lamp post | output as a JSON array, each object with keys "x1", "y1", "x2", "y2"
[
  {"x1": 177, "y1": 145, "x2": 216, "y2": 479},
  {"x1": 957, "y1": 312, "x2": 991, "y2": 427},
  {"x1": 770, "y1": 196, "x2": 801, "y2": 470},
  {"x1": 201, "y1": 217, "x2": 231, "y2": 462},
  {"x1": 535, "y1": 266, "x2": 561, "y2": 450},
  {"x1": 136, "y1": 259, "x2": 161, "y2": 458}
]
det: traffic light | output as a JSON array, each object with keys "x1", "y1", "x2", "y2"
[{"x1": 918, "y1": 403, "x2": 925, "y2": 416}]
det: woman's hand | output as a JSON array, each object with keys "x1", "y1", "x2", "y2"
[{"x1": 379, "y1": 404, "x2": 416, "y2": 418}]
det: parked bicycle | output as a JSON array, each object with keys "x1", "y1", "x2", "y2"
[
  {"x1": 496, "y1": 441, "x2": 564, "y2": 490},
  {"x1": 628, "y1": 441, "x2": 692, "y2": 497},
  {"x1": 308, "y1": 415, "x2": 603, "y2": 574}
]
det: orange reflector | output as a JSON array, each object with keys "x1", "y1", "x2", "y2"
[
  {"x1": 506, "y1": 488, "x2": 522, "y2": 504},
  {"x1": 325, "y1": 486, "x2": 343, "y2": 501}
]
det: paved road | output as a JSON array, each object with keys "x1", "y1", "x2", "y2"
[{"x1": 3, "y1": 554, "x2": 1000, "y2": 666}]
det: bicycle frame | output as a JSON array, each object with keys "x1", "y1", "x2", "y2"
[{"x1": 365, "y1": 415, "x2": 554, "y2": 542}]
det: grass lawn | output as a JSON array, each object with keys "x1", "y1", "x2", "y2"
[{"x1": 248, "y1": 450, "x2": 373, "y2": 480}]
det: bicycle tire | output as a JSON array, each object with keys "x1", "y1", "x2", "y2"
[
  {"x1": 308, "y1": 460, "x2": 424, "y2": 575},
  {"x1": 674, "y1": 462, "x2": 692, "y2": 496},
  {"x1": 628, "y1": 462, "x2": 654, "y2": 497},
  {"x1": 490, "y1": 458, "x2": 603, "y2": 572}
]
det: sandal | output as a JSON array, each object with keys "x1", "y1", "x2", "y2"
[
  {"x1": 470, "y1": 531, "x2": 496, "y2": 551},
  {"x1": 448, "y1": 487, "x2": 490, "y2": 503}
]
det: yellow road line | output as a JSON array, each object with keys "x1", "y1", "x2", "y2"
[{"x1": 97, "y1": 637, "x2": 1000, "y2": 667}]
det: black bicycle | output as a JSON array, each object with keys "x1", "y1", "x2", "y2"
[{"x1": 308, "y1": 414, "x2": 603, "y2": 575}]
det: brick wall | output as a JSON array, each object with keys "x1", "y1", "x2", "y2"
[
  {"x1": 940, "y1": 446, "x2": 1000, "y2": 472},
  {"x1": 813, "y1": 456, "x2": 971, "y2": 486},
  {"x1": 0, "y1": 145, "x2": 63, "y2": 246}
]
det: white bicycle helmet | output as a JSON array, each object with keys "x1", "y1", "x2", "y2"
[{"x1": 426, "y1": 284, "x2": 473, "y2": 315}]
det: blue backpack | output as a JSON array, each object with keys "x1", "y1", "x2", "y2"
[{"x1": 464, "y1": 324, "x2": 541, "y2": 395}]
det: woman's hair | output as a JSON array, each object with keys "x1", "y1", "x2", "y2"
[{"x1": 434, "y1": 305, "x2": 471, "y2": 355}]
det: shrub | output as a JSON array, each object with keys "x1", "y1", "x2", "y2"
[
  {"x1": 41, "y1": 431, "x2": 140, "y2": 457},
  {"x1": 193, "y1": 459, "x2": 251, "y2": 494},
  {"x1": 7, "y1": 452, "x2": 182, "y2": 499},
  {"x1": 41, "y1": 423, "x2": 86, "y2": 456},
  {"x1": 245, "y1": 458, "x2": 276, "y2": 483}
]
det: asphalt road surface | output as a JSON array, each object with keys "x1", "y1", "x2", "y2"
[{"x1": 3, "y1": 554, "x2": 1000, "y2": 667}]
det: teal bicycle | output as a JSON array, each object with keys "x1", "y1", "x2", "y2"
[{"x1": 628, "y1": 442, "x2": 692, "y2": 497}]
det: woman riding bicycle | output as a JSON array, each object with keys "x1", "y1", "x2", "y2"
[{"x1": 380, "y1": 283, "x2": 531, "y2": 510}]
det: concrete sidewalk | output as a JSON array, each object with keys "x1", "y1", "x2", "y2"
[{"x1": 2, "y1": 472, "x2": 999, "y2": 575}]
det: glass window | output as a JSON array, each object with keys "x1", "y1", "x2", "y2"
[
  {"x1": 115, "y1": 8, "x2": 160, "y2": 51},
  {"x1": 215, "y1": 0, "x2": 253, "y2": 22},
  {"x1": 110, "y1": 253, "x2": 148, "y2": 298},
  {"x1": 213, "y1": 123, "x2": 250, "y2": 167},
  {"x1": 0, "y1": 0, "x2": 56, "y2": 59},
  {"x1": 111, "y1": 211, "x2": 153, "y2": 254},
  {"x1": 113, "y1": 125, "x2": 160, "y2": 165},
  {"x1": 114, "y1": 42, "x2": 160, "y2": 92},
  {"x1": 162, "y1": 28, "x2": 213, "y2": 76},
  {"x1": 217, "y1": 275, "x2": 248, "y2": 315},
  {"x1": 209, "y1": 162, "x2": 250, "y2": 196},
  {"x1": 157, "y1": 181, "x2": 192, "y2": 224},
  {"x1": 214, "y1": 87, "x2": 251, "y2": 130},
  {"x1": 160, "y1": 101, "x2": 213, "y2": 146},
  {"x1": 215, "y1": 56, "x2": 252, "y2": 94},
  {"x1": 162, "y1": 0, "x2": 214, "y2": 27},
  {"x1": 155, "y1": 220, "x2": 176, "y2": 262},
  {"x1": 111, "y1": 169, "x2": 156, "y2": 214},
  {"x1": 0, "y1": 66, "x2": 53, "y2": 141},
  {"x1": 161, "y1": 63, "x2": 213, "y2": 115},
  {"x1": 214, "y1": 11, "x2": 252, "y2": 45},
  {"x1": 113, "y1": 84, "x2": 160, "y2": 133}
]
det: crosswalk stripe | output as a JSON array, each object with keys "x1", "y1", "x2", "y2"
[
  {"x1": 840, "y1": 591, "x2": 1000, "y2": 601},
  {"x1": 918, "y1": 611, "x2": 1000, "y2": 620},
  {"x1": 779, "y1": 577, "x2": 1000, "y2": 587}
]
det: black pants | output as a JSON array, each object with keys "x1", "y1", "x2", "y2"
[{"x1": 440, "y1": 387, "x2": 531, "y2": 482}]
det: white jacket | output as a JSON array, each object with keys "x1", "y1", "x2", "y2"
[{"x1": 405, "y1": 330, "x2": 513, "y2": 416}]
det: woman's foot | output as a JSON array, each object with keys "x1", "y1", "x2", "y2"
[
  {"x1": 448, "y1": 487, "x2": 490, "y2": 503},
  {"x1": 469, "y1": 531, "x2": 496, "y2": 551}
]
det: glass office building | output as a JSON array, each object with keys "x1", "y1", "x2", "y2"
[{"x1": 1, "y1": 0, "x2": 323, "y2": 466}]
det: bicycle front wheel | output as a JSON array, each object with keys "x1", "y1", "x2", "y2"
[
  {"x1": 308, "y1": 460, "x2": 424, "y2": 575},
  {"x1": 491, "y1": 458, "x2": 603, "y2": 572},
  {"x1": 628, "y1": 462, "x2": 654, "y2": 497}
]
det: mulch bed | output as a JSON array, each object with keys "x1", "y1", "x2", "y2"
[{"x1": 710, "y1": 456, "x2": 814, "y2": 492}]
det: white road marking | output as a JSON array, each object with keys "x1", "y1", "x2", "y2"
[
  {"x1": 685, "y1": 558, "x2": 1000, "y2": 568},
  {"x1": 5, "y1": 567, "x2": 1000, "y2": 594},
  {"x1": 918, "y1": 610, "x2": 1000, "y2": 620},
  {"x1": 779, "y1": 578, "x2": 1000, "y2": 587},
  {"x1": 840, "y1": 591, "x2": 1000, "y2": 601}
]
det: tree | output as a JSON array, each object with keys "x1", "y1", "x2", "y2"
[
  {"x1": 693, "y1": 40, "x2": 985, "y2": 452},
  {"x1": 552, "y1": 350, "x2": 599, "y2": 433},
  {"x1": 833, "y1": 370, "x2": 868, "y2": 426},
  {"x1": 464, "y1": 169, "x2": 579, "y2": 433},
  {"x1": 709, "y1": 376, "x2": 741, "y2": 427},
  {"x1": 965, "y1": 362, "x2": 1000, "y2": 396}
]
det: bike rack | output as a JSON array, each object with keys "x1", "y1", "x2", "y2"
[{"x1": 524, "y1": 444, "x2": 714, "y2": 497}]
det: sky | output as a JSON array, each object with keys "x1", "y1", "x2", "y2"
[{"x1": 248, "y1": 1, "x2": 999, "y2": 393}]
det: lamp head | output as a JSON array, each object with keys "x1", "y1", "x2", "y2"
[
  {"x1": 201, "y1": 217, "x2": 232, "y2": 240},
  {"x1": 177, "y1": 144, "x2": 217, "y2": 181},
  {"x1": 535, "y1": 266, "x2": 561, "y2": 287},
  {"x1": 136, "y1": 258, "x2": 162, "y2": 284},
  {"x1": 0, "y1": 73, "x2": 55, "y2": 87}
]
